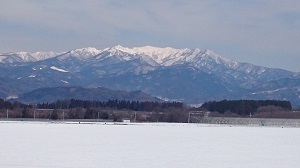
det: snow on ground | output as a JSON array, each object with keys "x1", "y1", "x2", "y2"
[{"x1": 0, "y1": 122, "x2": 299, "y2": 168}]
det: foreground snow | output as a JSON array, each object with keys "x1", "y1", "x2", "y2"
[{"x1": 0, "y1": 122, "x2": 299, "y2": 168}]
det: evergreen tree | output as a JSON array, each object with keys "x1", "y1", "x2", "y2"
[
  {"x1": 51, "y1": 110, "x2": 59, "y2": 120},
  {"x1": 21, "y1": 108, "x2": 30, "y2": 118}
]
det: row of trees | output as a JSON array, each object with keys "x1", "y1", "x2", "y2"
[
  {"x1": 79, "y1": 107, "x2": 188, "y2": 122},
  {"x1": 201, "y1": 100, "x2": 292, "y2": 116},
  {"x1": 0, "y1": 98, "x2": 187, "y2": 122},
  {"x1": 0, "y1": 98, "x2": 299, "y2": 121},
  {"x1": 37, "y1": 99, "x2": 184, "y2": 112},
  {"x1": 0, "y1": 99, "x2": 32, "y2": 110},
  {"x1": 0, "y1": 107, "x2": 188, "y2": 123}
]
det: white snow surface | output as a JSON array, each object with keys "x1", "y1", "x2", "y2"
[
  {"x1": 50, "y1": 66, "x2": 69, "y2": 72},
  {"x1": 0, "y1": 122, "x2": 299, "y2": 168}
]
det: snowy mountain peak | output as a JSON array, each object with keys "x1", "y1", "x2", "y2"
[
  {"x1": 70, "y1": 47, "x2": 101, "y2": 56},
  {"x1": 58, "y1": 47, "x2": 102, "y2": 60},
  {"x1": 73, "y1": 47, "x2": 101, "y2": 54},
  {"x1": 106, "y1": 45, "x2": 186, "y2": 58},
  {"x1": 0, "y1": 51, "x2": 58, "y2": 63},
  {"x1": 0, "y1": 45, "x2": 240, "y2": 68},
  {"x1": 130, "y1": 46, "x2": 192, "y2": 64},
  {"x1": 107, "y1": 45, "x2": 135, "y2": 54},
  {"x1": 15, "y1": 52, "x2": 35, "y2": 61},
  {"x1": 199, "y1": 49, "x2": 238, "y2": 68},
  {"x1": 132, "y1": 46, "x2": 190, "y2": 56},
  {"x1": 30, "y1": 51, "x2": 59, "y2": 61}
]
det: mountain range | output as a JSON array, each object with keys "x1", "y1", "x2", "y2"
[{"x1": 0, "y1": 45, "x2": 299, "y2": 107}]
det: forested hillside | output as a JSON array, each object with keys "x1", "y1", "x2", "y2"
[{"x1": 201, "y1": 100, "x2": 292, "y2": 116}]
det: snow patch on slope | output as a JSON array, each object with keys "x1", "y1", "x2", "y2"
[
  {"x1": 251, "y1": 88, "x2": 287, "y2": 95},
  {"x1": 50, "y1": 66, "x2": 68, "y2": 73},
  {"x1": 61, "y1": 80, "x2": 69, "y2": 84},
  {"x1": 6, "y1": 95, "x2": 18, "y2": 99}
]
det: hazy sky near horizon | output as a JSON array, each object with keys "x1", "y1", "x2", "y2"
[{"x1": 0, "y1": 0, "x2": 300, "y2": 72}]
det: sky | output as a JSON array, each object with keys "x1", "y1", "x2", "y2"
[{"x1": 0, "y1": 0, "x2": 300, "y2": 72}]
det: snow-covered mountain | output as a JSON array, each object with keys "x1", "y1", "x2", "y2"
[
  {"x1": 0, "y1": 45, "x2": 235, "y2": 67},
  {"x1": 0, "y1": 51, "x2": 59, "y2": 63},
  {"x1": 56, "y1": 47, "x2": 102, "y2": 61},
  {"x1": 1, "y1": 45, "x2": 299, "y2": 107}
]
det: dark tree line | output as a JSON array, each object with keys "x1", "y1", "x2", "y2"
[
  {"x1": 201, "y1": 99, "x2": 292, "y2": 116},
  {"x1": 1, "y1": 98, "x2": 298, "y2": 120},
  {"x1": 0, "y1": 99, "x2": 32, "y2": 109},
  {"x1": 37, "y1": 99, "x2": 184, "y2": 112}
]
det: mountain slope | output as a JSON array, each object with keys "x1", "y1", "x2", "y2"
[{"x1": 16, "y1": 86, "x2": 162, "y2": 104}]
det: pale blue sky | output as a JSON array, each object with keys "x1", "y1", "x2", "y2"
[{"x1": 0, "y1": 0, "x2": 299, "y2": 72}]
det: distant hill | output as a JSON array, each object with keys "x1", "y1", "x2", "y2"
[{"x1": 15, "y1": 86, "x2": 162, "y2": 104}]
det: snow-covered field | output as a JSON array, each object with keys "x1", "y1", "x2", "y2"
[{"x1": 0, "y1": 122, "x2": 299, "y2": 168}]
